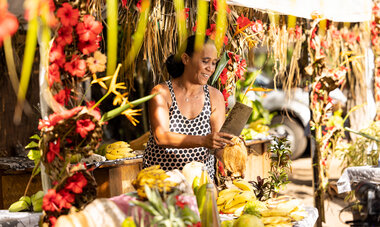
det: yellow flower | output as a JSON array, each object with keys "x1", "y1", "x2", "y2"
[
  {"x1": 113, "y1": 92, "x2": 129, "y2": 106},
  {"x1": 87, "y1": 51, "x2": 107, "y2": 74},
  {"x1": 121, "y1": 108, "x2": 142, "y2": 126},
  {"x1": 91, "y1": 73, "x2": 112, "y2": 90}
]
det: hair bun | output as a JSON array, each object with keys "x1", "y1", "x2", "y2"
[{"x1": 165, "y1": 54, "x2": 184, "y2": 78}]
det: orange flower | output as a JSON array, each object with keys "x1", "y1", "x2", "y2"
[
  {"x1": 86, "y1": 51, "x2": 107, "y2": 73},
  {"x1": 121, "y1": 108, "x2": 141, "y2": 126}
]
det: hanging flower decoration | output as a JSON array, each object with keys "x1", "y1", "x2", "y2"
[
  {"x1": 0, "y1": 1, "x2": 19, "y2": 46},
  {"x1": 218, "y1": 51, "x2": 247, "y2": 106},
  {"x1": 371, "y1": 2, "x2": 380, "y2": 121},
  {"x1": 234, "y1": 14, "x2": 265, "y2": 49}
]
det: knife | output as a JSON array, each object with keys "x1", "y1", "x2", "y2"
[{"x1": 220, "y1": 102, "x2": 253, "y2": 136}]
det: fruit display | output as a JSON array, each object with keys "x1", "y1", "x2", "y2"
[
  {"x1": 220, "y1": 137, "x2": 248, "y2": 177},
  {"x1": 132, "y1": 165, "x2": 178, "y2": 198},
  {"x1": 217, "y1": 180, "x2": 257, "y2": 216},
  {"x1": 105, "y1": 141, "x2": 136, "y2": 160},
  {"x1": 8, "y1": 191, "x2": 44, "y2": 212}
]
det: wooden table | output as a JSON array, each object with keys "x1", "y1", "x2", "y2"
[
  {"x1": 0, "y1": 157, "x2": 143, "y2": 209},
  {"x1": 244, "y1": 140, "x2": 271, "y2": 182}
]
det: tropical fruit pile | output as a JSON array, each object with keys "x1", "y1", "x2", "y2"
[
  {"x1": 217, "y1": 179, "x2": 257, "y2": 215},
  {"x1": 105, "y1": 141, "x2": 135, "y2": 160},
  {"x1": 132, "y1": 165, "x2": 178, "y2": 198},
  {"x1": 260, "y1": 196, "x2": 308, "y2": 226},
  {"x1": 9, "y1": 191, "x2": 44, "y2": 212}
]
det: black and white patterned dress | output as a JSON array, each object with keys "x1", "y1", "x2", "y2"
[{"x1": 143, "y1": 80, "x2": 215, "y2": 179}]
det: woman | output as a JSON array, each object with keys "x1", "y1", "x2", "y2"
[{"x1": 143, "y1": 35, "x2": 234, "y2": 179}]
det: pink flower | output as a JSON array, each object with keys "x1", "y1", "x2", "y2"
[
  {"x1": 86, "y1": 101, "x2": 101, "y2": 120},
  {"x1": 57, "y1": 3, "x2": 79, "y2": 27},
  {"x1": 0, "y1": 3, "x2": 19, "y2": 46},
  {"x1": 236, "y1": 15, "x2": 252, "y2": 29},
  {"x1": 56, "y1": 26, "x2": 73, "y2": 46},
  {"x1": 42, "y1": 189, "x2": 60, "y2": 211},
  {"x1": 53, "y1": 88, "x2": 71, "y2": 106},
  {"x1": 252, "y1": 20, "x2": 263, "y2": 33},
  {"x1": 47, "y1": 138, "x2": 61, "y2": 163},
  {"x1": 65, "y1": 172, "x2": 88, "y2": 194},
  {"x1": 48, "y1": 63, "x2": 61, "y2": 87},
  {"x1": 78, "y1": 37, "x2": 100, "y2": 55},
  {"x1": 76, "y1": 118, "x2": 95, "y2": 138},
  {"x1": 48, "y1": 106, "x2": 83, "y2": 126},
  {"x1": 220, "y1": 68, "x2": 228, "y2": 85},
  {"x1": 76, "y1": 15, "x2": 102, "y2": 42},
  {"x1": 49, "y1": 43, "x2": 66, "y2": 67},
  {"x1": 64, "y1": 54, "x2": 87, "y2": 77},
  {"x1": 57, "y1": 189, "x2": 74, "y2": 209}
]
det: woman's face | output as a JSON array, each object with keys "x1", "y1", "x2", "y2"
[{"x1": 183, "y1": 43, "x2": 218, "y2": 85}]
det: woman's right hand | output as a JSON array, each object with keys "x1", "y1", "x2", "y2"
[{"x1": 203, "y1": 132, "x2": 235, "y2": 149}]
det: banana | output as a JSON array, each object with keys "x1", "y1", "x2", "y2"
[
  {"x1": 105, "y1": 153, "x2": 124, "y2": 160},
  {"x1": 221, "y1": 202, "x2": 246, "y2": 214},
  {"x1": 260, "y1": 208, "x2": 289, "y2": 217},
  {"x1": 224, "y1": 191, "x2": 255, "y2": 209},
  {"x1": 218, "y1": 188, "x2": 241, "y2": 197},
  {"x1": 233, "y1": 179, "x2": 254, "y2": 192},
  {"x1": 9, "y1": 200, "x2": 30, "y2": 212},
  {"x1": 217, "y1": 190, "x2": 240, "y2": 206}
]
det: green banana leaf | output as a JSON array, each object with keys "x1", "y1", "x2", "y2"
[{"x1": 210, "y1": 51, "x2": 228, "y2": 85}]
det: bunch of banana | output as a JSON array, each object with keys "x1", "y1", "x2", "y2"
[
  {"x1": 217, "y1": 180, "x2": 256, "y2": 216},
  {"x1": 132, "y1": 165, "x2": 178, "y2": 199},
  {"x1": 105, "y1": 141, "x2": 135, "y2": 160},
  {"x1": 260, "y1": 197, "x2": 307, "y2": 226},
  {"x1": 9, "y1": 191, "x2": 44, "y2": 212}
]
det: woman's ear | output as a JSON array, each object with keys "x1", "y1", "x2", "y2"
[{"x1": 181, "y1": 53, "x2": 190, "y2": 65}]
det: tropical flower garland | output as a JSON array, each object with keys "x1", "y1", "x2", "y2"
[
  {"x1": 371, "y1": 2, "x2": 380, "y2": 121},
  {"x1": 0, "y1": 0, "x2": 18, "y2": 45}
]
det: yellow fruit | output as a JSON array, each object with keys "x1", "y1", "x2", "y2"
[
  {"x1": 260, "y1": 208, "x2": 289, "y2": 217},
  {"x1": 218, "y1": 188, "x2": 241, "y2": 197},
  {"x1": 221, "y1": 202, "x2": 246, "y2": 214},
  {"x1": 225, "y1": 191, "x2": 254, "y2": 209},
  {"x1": 233, "y1": 179, "x2": 254, "y2": 192},
  {"x1": 105, "y1": 153, "x2": 124, "y2": 160},
  {"x1": 217, "y1": 190, "x2": 240, "y2": 206}
]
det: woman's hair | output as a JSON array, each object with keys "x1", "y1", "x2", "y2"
[{"x1": 165, "y1": 35, "x2": 211, "y2": 78}]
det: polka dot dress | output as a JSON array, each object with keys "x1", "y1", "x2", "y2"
[{"x1": 143, "y1": 80, "x2": 215, "y2": 179}]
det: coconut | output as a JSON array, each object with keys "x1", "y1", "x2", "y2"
[{"x1": 220, "y1": 136, "x2": 247, "y2": 178}]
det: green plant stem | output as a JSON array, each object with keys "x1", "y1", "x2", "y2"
[
  {"x1": 24, "y1": 161, "x2": 41, "y2": 197},
  {"x1": 106, "y1": 0, "x2": 118, "y2": 76},
  {"x1": 91, "y1": 91, "x2": 111, "y2": 111},
  {"x1": 344, "y1": 127, "x2": 380, "y2": 142}
]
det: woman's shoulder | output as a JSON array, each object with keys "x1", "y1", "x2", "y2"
[
  {"x1": 151, "y1": 81, "x2": 170, "y2": 94},
  {"x1": 207, "y1": 85, "x2": 223, "y2": 99}
]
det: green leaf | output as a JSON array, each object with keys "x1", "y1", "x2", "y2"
[
  {"x1": 29, "y1": 134, "x2": 40, "y2": 140},
  {"x1": 106, "y1": 0, "x2": 118, "y2": 76},
  {"x1": 101, "y1": 93, "x2": 157, "y2": 122},
  {"x1": 27, "y1": 149, "x2": 41, "y2": 161},
  {"x1": 211, "y1": 51, "x2": 229, "y2": 85},
  {"x1": 25, "y1": 141, "x2": 39, "y2": 149}
]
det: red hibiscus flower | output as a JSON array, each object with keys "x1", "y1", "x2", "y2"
[
  {"x1": 220, "y1": 68, "x2": 228, "y2": 85},
  {"x1": 57, "y1": 189, "x2": 75, "y2": 209},
  {"x1": 136, "y1": 0, "x2": 142, "y2": 11},
  {"x1": 222, "y1": 89, "x2": 230, "y2": 107},
  {"x1": 76, "y1": 15, "x2": 102, "y2": 42},
  {"x1": 206, "y1": 24, "x2": 216, "y2": 37},
  {"x1": 236, "y1": 15, "x2": 252, "y2": 30},
  {"x1": 49, "y1": 43, "x2": 66, "y2": 67},
  {"x1": 175, "y1": 195, "x2": 186, "y2": 209},
  {"x1": 47, "y1": 138, "x2": 61, "y2": 163},
  {"x1": 48, "y1": 63, "x2": 61, "y2": 87},
  {"x1": 53, "y1": 88, "x2": 71, "y2": 105},
  {"x1": 56, "y1": 26, "x2": 73, "y2": 46},
  {"x1": 50, "y1": 106, "x2": 83, "y2": 126},
  {"x1": 57, "y1": 3, "x2": 79, "y2": 27},
  {"x1": 78, "y1": 37, "x2": 100, "y2": 55},
  {"x1": 43, "y1": 189, "x2": 60, "y2": 211},
  {"x1": 252, "y1": 20, "x2": 263, "y2": 33},
  {"x1": 76, "y1": 118, "x2": 95, "y2": 138},
  {"x1": 0, "y1": 3, "x2": 19, "y2": 46},
  {"x1": 49, "y1": 216, "x2": 57, "y2": 226},
  {"x1": 122, "y1": 0, "x2": 128, "y2": 8},
  {"x1": 64, "y1": 54, "x2": 87, "y2": 77},
  {"x1": 65, "y1": 172, "x2": 88, "y2": 194},
  {"x1": 184, "y1": 8, "x2": 190, "y2": 19},
  {"x1": 86, "y1": 101, "x2": 101, "y2": 120}
]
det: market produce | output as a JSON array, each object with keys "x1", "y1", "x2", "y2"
[
  {"x1": 8, "y1": 200, "x2": 30, "y2": 212},
  {"x1": 243, "y1": 200, "x2": 267, "y2": 217},
  {"x1": 55, "y1": 199, "x2": 127, "y2": 227},
  {"x1": 233, "y1": 214, "x2": 264, "y2": 227},
  {"x1": 31, "y1": 190, "x2": 44, "y2": 212},
  {"x1": 217, "y1": 180, "x2": 256, "y2": 215},
  {"x1": 220, "y1": 136, "x2": 248, "y2": 177},
  {"x1": 105, "y1": 141, "x2": 135, "y2": 160},
  {"x1": 182, "y1": 161, "x2": 210, "y2": 188},
  {"x1": 132, "y1": 165, "x2": 178, "y2": 198}
]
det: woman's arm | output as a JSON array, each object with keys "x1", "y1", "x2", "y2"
[{"x1": 149, "y1": 84, "x2": 232, "y2": 149}]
